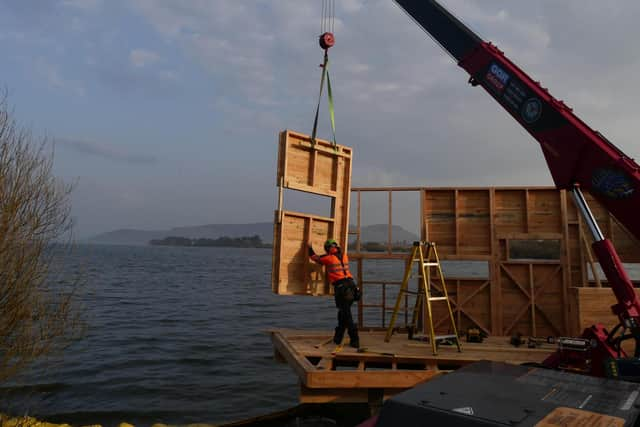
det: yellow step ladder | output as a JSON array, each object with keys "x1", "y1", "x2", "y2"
[{"x1": 384, "y1": 241, "x2": 461, "y2": 355}]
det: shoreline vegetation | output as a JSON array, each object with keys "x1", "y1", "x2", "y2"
[{"x1": 149, "y1": 235, "x2": 272, "y2": 248}]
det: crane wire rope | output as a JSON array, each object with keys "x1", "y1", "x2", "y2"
[{"x1": 312, "y1": 0, "x2": 337, "y2": 149}]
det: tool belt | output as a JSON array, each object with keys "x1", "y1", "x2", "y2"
[{"x1": 333, "y1": 277, "x2": 361, "y2": 303}]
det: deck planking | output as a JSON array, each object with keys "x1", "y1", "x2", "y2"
[{"x1": 271, "y1": 329, "x2": 552, "y2": 403}]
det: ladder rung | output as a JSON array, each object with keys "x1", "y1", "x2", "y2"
[
  {"x1": 429, "y1": 296, "x2": 447, "y2": 301},
  {"x1": 423, "y1": 262, "x2": 439, "y2": 266}
]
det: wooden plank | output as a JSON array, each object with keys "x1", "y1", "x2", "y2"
[
  {"x1": 270, "y1": 331, "x2": 315, "y2": 386},
  {"x1": 306, "y1": 369, "x2": 439, "y2": 389},
  {"x1": 299, "y1": 386, "x2": 370, "y2": 404},
  {"x1": 457, "y1": 190, "x2": 491, "y2": 255}
]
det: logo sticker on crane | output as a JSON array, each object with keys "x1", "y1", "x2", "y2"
[
  {"x1": 485, "y1": 62, "x2": 510, "y2": 92},
  {"x1": 521, "y1": 98, "x2": 542, "y2": 124},
  {"x1": 592, "y1": 168, "x2": 635, "y2": 199}
]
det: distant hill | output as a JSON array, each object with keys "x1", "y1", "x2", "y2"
[
  {"x1": 90, "y1": 222, "x2": 419, "y2": 246},
  {"x1": 90, "y1": 222, "x2": 273, "y2": 246}
]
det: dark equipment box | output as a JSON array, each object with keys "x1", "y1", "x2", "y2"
[{"x1": 374, "y1": 361, "x2": 640, "y2": 426}]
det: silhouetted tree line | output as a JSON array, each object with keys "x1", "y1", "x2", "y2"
[{"x1": 150, "y1": 235, "x2": 271, "y2": 248}]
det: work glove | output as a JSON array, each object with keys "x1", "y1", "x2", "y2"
[{"x1": 308, "y1": 244, "x2": 316, "y2": 256}]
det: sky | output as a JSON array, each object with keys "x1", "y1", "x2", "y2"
[{"x1": 2, "y1": 0, "x2": 640, "y2": 239}]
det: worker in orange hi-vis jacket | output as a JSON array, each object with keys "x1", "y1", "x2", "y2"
[{"x1": 309, "y1": 239, "x2": 360, "y2": 348}]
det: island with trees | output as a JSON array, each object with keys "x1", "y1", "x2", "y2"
[{"x1": 149, "y1": 234, "x2": 272, "y2": 248}]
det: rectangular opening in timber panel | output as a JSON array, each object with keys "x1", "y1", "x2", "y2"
[
  {"x1": 391, "y1": 191, "x2": 421, "y2": 248},
  {"x1": 282, "y1": 188, "x2": 333, "y2": 218},
  {"x1": 351, "y1": 191, "x2": 420, "y2": 252},
  {"x1": 509, "y1": 239, "x2": 561, "y2": 260}
]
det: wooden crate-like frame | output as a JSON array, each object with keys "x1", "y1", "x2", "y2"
[
  {"x1": 272, "y1": 130, "x2": 353, "y2": 295},
  {"x1": 349, "y1": 186, "x2": 640, "y2": 336}
]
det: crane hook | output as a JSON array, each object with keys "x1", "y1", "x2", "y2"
[{"x1": 319, "y1": 32, "x2": 335, "y2": 50}]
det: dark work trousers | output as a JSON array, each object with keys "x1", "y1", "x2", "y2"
[{"x1": 333, "y1": 281, "x2": 359, "y2": 345}]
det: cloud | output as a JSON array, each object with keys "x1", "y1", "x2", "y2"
[
  {"x1": 129, "y1": 48, "x2": 160, "y2": 68},
  {"x1": 57, "y1": 138, "x2": 157, "y2": 164},
  {"x1": 60, "y1": 0, "x2": 103, "y2": 12},
  {"x1": 35, "y1": 57, "x2": 85, "y2": 97}
]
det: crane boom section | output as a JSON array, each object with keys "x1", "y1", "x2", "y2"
[{"x1": 395, "y1": 0, "x2": 640, "y2": 242}]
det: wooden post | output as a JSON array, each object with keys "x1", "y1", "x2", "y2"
[
  {"x1": 489, "y1": 188, "x2": 502, "y2": 335},
  {"x1": 525, "y1": 189, "x2": 531, "y2": 234},
  {"x1": 388, "y1": 190, "x2": 393, "y2": 254},
  {"x1": 529, "y1": 263, "x2": 536, "y2": 336},
  {"x1": 358, "y1": 258, "x2": 364, "y2": 327},
  {"x1": 454, "y1": 189, "x2": 459, "y2": 255},
  {"x1": 357, "y1": 190, "x2": 362, "y2": 252}
]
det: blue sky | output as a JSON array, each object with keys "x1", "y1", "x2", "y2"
[{"x1": 3, "y1": 0, "x2": 640, "y2": 238}]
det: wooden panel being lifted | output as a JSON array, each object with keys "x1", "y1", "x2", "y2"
[{"x1": 272, "y1": 130, "x2": 353, "y2": 296}]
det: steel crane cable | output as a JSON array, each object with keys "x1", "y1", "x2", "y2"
[{"x1": 312, "y1": 0, "x2": 337, "y2": 149}]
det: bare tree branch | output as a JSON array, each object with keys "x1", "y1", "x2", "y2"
[{"x1": 0, "y1": 90, "x2": 83, "y2": 381}]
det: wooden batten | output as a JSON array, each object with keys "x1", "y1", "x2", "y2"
[{"x1": 272, "y1": 130, "x2": 353, "y2": 296}]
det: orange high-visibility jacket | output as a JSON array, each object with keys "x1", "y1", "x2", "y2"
[{"x1": 310, "y1": 252, "x2": 352, "y2": 284}]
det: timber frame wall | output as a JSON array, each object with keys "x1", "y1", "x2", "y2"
[
  {"x1": 272, "y1": 130, "x2": 352, "y2": 296},
  {"x1": 350, "y1": 186, "x2": 640, "y2": 337}
]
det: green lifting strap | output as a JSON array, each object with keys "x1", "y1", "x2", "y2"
[
  {"x1": 311, "y1": 52, "x2": 337, "y2": 150},
  {"x1": 326, "y1": 64, "x2": 337, "y2": 148}
]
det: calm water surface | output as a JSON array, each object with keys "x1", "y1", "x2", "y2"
[
  {"x1": 2, "y1": 244, "x2": 340, "y2": 426},
  {"x1": 6, "y1": 244, "x2": 606, "y2": 426}
]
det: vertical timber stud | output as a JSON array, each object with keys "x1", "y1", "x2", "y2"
[
  {"x1": 388, "y1": 190, "x2": 393, "y2": 254},
  {"x1": 529, "y1": 263, "x2": 535, "y2": 336},
  {"x1": 304, "y1": 218, "x2": 313, "y2": 294},
  {"x1": 310, "y1": 149, "x2": 318, "y2": 187},
  {"x1": 357, "y1": 190, "x2": 361, "y2": 252},
  {"x1": 525, "y1": 189, "x2": 531, "y2": 234},
  {"x1": 559, "y1": 190, "x2": 571, "y2": 332},
  {"x1": 489, "y1": 188, "x2": 501, "y2": 334},
  {"x1": 454, "y1": 189, "x2": 459, "y2": 255},
  {"x1": 420, "y1": 188, "x2": 426, "y2": 242},
  {"x1": 358, "y1": 258, "x2": 364, "y2": 328}
]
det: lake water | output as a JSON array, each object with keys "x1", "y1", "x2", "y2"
[
  {"x1": 3, "y1": 244, "x2": 635, "y2": 426},
  {"x1": 2, "y1": 245, "x2": 341, "y2": 426}
]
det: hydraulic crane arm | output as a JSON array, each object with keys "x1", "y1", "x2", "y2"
[
  {"x1": 394, "y1": 0, "x2": 640, "y2": 373},
  {"x1": 395, "y1": 0, "x2": 640, "y2": 242}
]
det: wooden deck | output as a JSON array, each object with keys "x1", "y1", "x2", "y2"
[{"x1": 271, "y1": 329, "x2": 554, "y2": 404}]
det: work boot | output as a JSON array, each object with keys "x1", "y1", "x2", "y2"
[{"x1": 349, "y1": 339, "x2": 360, "y2": 349}]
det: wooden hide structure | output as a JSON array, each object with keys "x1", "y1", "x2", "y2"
[
  {"x1": 272, "y1": 130, "x2": 353, "y2": 296},
  {"x1": 349, "y1": 187, "x2": 640, "y2": 337}
]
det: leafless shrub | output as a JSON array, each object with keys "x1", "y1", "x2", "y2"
[{"x1": 0, "y1": 91, "x2": 83, "y2": 382}]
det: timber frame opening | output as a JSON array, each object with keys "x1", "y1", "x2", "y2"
[{"x1": 350, "y1": 186, "x2": 640, "y2": 337}]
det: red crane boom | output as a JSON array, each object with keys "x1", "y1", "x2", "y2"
[{"x1": 394, "y1": 0, "x2": 640, "y2": 375}]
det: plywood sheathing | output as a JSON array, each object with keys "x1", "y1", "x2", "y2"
[
  {"x1": 272, "y1": 130, "x2": 352, "y2": 296},
  {"x1": 349, "y1": 187, "x2": 640, "y2": 337}
]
